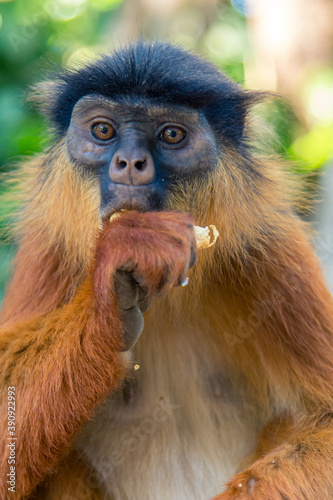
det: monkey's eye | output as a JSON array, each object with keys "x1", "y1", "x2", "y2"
[
  {"x1": 91, "y1": 122, "x2": 116, "y2": 141},
  {"x1": 159, "y1": 126, "x2": 186, "y2": 144}
]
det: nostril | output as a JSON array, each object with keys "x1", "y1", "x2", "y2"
[
  {"x1": 118, "y1": 160, "x2": 127, "y2": 169},
  {"x1": 134, "y1": 159, "x2": 146, "y2": 171}
]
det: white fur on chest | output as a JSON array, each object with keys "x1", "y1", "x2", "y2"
[{"x1": 77, "y1": 318, "x2": 263, "y2": 500}]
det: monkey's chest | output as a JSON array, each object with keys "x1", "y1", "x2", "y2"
[{"x1": 77, "y1": 325, "x2": 262, "y2": 500}]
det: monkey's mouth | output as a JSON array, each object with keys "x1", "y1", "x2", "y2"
[
  {"x1": 100, "y1": 184, "x2": 164, "y2": 221},
  {"x1": 103, "y1": 201, "x2": 148, "y2": 220}
]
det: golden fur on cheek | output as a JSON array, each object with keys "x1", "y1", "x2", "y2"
[
  {"x1": 0, "y1": 144, "x2": 101, "y2": 325},
  {"x1": 17, "y1": 144, "x2": 101, "y2": 268}
]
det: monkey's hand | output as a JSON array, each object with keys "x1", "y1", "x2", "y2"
[
  {"x1": 213, "y1": 418, "x2": 333, "y2": 500},
  {"x1": 94, "y1": 211, "x2": 197, "y2": 350}
]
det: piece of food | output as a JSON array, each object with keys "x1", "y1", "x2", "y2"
[
  {"x1": 193, "y1": 224, "x2": 219, "y2": 250},
  {"x1": 109, "y1": 209, "x2": 127, "y2": 223}
]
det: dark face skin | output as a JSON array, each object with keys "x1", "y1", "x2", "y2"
[{"x1": 66, "y1": 94, "x2": 218, "y2": 219}]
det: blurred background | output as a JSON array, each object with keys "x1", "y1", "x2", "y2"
[{"x1": 0, "y1": 0, "x2": 333, "y2": 300}]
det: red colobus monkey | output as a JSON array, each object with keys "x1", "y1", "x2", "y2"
[{"x1": 0, "y1": 41, "x2": 333, "y2": 500}]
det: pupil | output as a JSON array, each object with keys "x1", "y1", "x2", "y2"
[
  {"x1": 100, "y1": 126, "x2": 108, "y2": 135},
  {"x1": 169, "y1": 130, "x2": 177, "y2": 138}
]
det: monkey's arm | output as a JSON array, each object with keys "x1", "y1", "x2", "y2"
[
  {"x1": 0, "y1": 279, "x2": 125, "y2": 500},
  {"x1": 214, "y1": 223, "x2": 333, "y2": 499},
  {"x1": 0, "y1": 211, "x2": 196, "y2": 499},
  {"x1": 215, "y1": 415, "x2": 333, "y2": 499}
]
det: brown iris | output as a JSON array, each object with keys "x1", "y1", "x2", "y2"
[
  {"x1": 91, "y1": 122, "x2": 116, "y2": 141},
  {"x1": 160, "y1": 126, "x2": 186, "y2": 144}
]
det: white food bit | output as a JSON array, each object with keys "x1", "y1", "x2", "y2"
[
  {"x1": 181, "y1": 277, "x2": 189, "y2": 287},
  {"x1": 109, "y1": 212, "x2": 121, "y2": 222},
  {"x1": 134, "y1": 364, "x2": 140, "y2": 371},
  {"x1": 193, "y1": 224, "x2": 219, "y2": 250}
]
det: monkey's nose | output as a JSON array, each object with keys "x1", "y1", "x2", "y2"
[{"x1": 109, "y1": 152, "x2": 156, "y2": 186}]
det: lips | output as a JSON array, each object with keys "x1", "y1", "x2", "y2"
[{"x1": 100, "y1": 183, "x2": 164, "y2": 221}]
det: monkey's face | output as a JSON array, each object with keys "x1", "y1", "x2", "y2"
[{"x1": 66, "y1": 95, "x2": 218, "y2": 219}]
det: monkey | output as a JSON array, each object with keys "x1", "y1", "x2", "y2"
[{"x1": 0, "y1": 40, "x2": 333, "y2": 500}]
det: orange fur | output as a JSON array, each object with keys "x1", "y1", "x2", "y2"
[
  {"x1": 1, "y1": 138, "x2": 333, "y2": 499},
  {"x1": 34, "y1": 450, "x2": 106, "y2": 499},
  {"x1": 214, "y1": 415, "x2": 333, "y2": 499}
]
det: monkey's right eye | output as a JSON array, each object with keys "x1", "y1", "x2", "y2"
[{"x1": 91, "y1": 122, "x2": 116, "y2": 141}]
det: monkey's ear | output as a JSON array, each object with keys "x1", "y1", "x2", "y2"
[
  {"x1": 27, "y1": 80, "x2": 59, "y2": 110},
  {"x1": 28, "y1": 80, "x2": 65, "y2": 132},
  {"x1": 207, "y1": 89, "x2": 271, "y2": 147}
]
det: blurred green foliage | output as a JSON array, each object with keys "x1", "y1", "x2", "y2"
[
  {"x1": 0, "y1": 0, "x2": 332, "y2": 298},
  {"x1": 0, "y1": 0, "x2": 124, "y2": 173}
]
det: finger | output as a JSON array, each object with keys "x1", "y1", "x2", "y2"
[
  {"x1": 113, "y1": 270, "x2": 139, "y2": 310},
  {"x1": 120, "y1": 305, "x2": 144, "y2": 351},
  {"x1": 176, "y1": 261, "x2": 190, "y2": 287},
  {"x1": 137, "y1": 287, "x2": 152, "y2": 313},
  {"x1": 189, "y1": 227, "x2": 198, "y2": 268},
  {"x1": 189, "y1": 242, "x2": 197, "y2": 268}
]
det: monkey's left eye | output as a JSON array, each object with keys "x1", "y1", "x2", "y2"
[
  {"x1": 91, "y1": 122, "x2": 116, "y2": 141},
  {"x1": 159, "y1": 126, "x2": 186, "y2": 144}
]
